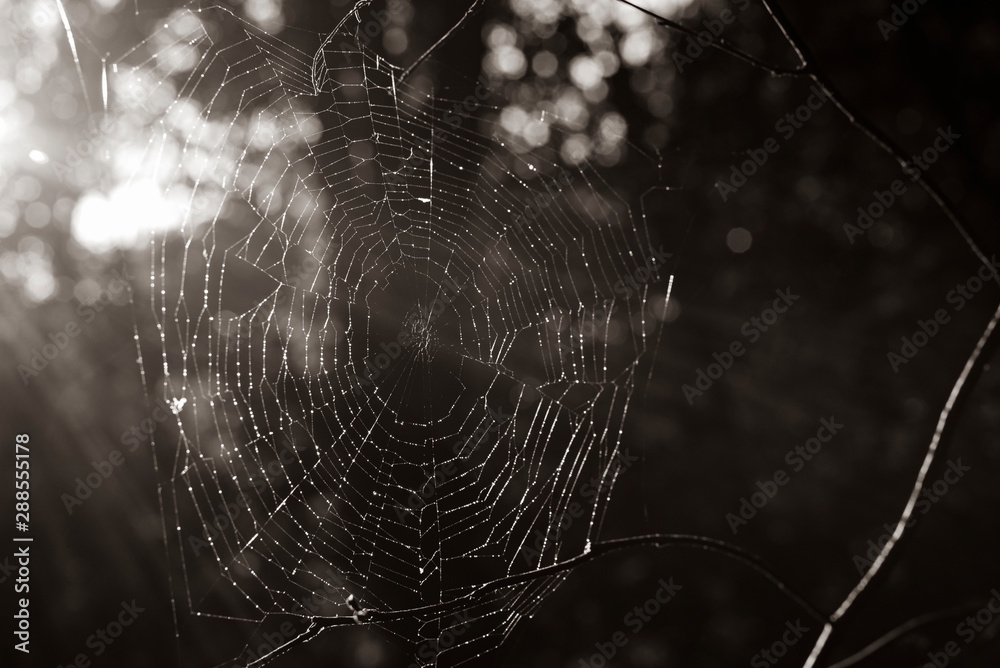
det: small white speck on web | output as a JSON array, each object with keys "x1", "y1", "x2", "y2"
[{"x1": 170, "y1": 397, "x2": 187, "y2": 414}]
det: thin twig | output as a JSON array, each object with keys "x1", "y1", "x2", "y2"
[
  {"x1": 401, "y1": 0, "x2": 487, "y2": 83},
  {"x1": 804, "y1": 302, "x2": 1000, "y2": 666},
  {"x1": 310, "y1": 533, "x2": 829, "y2": 630},
  {"x1": 825, "y1": 603, "x2": 976, "y2": 668},
  {"x1": 614, "y1": 1, "x2": 1000, "y2": 665},
  {"x1": 755, "y1": 0, "x2": 998, "y2": 280},
  {"x1": 616, "y1": 0, "x2": 807, "y2": 77}
]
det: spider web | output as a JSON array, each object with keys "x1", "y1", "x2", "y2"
[{"x1": 119, "y1": 4, "x2": 669, "y2": 665}]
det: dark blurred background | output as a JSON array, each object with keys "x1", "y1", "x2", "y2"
[{"x1": 2, "y1": 0, "x2": 1000, "y2": 666}]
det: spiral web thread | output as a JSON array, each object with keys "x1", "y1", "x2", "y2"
[{"x1": 119, "y1": 4, "x2": 667, "y2": 665}]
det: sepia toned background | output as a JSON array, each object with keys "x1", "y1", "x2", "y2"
[{"x1": 1, "y1": 0, "x2": 999, "y2": 666}]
